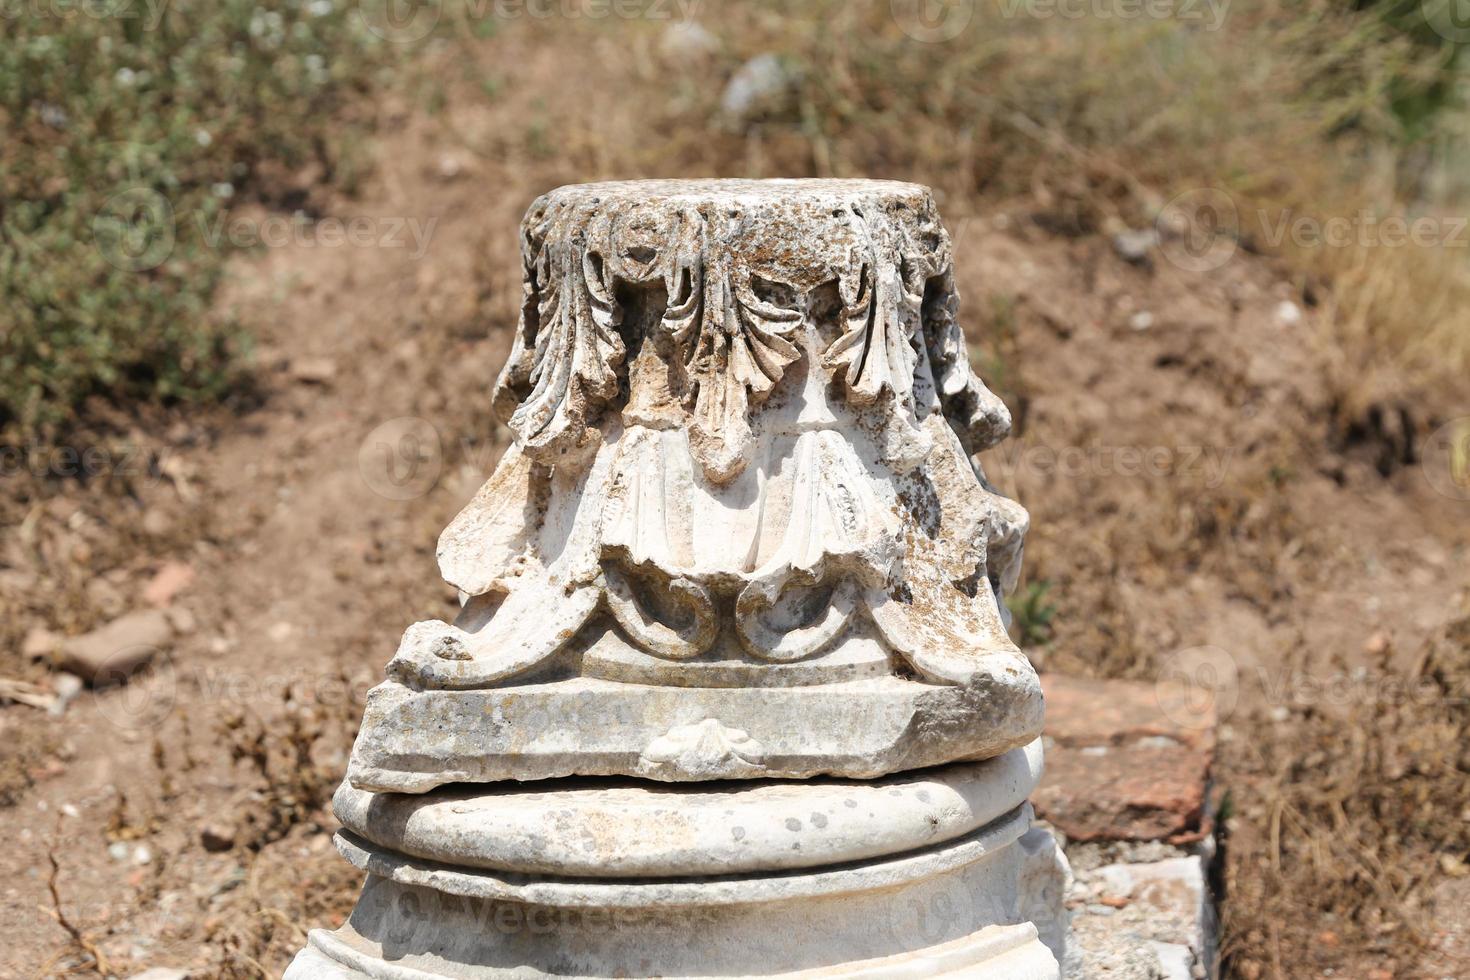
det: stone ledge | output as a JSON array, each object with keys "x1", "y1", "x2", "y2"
[
  {"x1": 1036, "y1": 674, "x2": 1215, "y2": 844},
  {"x1": 1037, "y1": 673, "x2": 1221, "y2": 979}
]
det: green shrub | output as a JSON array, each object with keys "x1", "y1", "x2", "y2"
[{"x1": 0, "y1": 1, "x2": 394, "y2": 439}]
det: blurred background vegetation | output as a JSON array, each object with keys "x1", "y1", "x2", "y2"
[
  {"x1": 0, "y1": 1, "x2": 396, "y2": 437},
  {"x1": 2, "y1": 0, "x2": 1468, "y2": 444},
  {"x1": 2, "y1": 2, "x2": 1469, "y2": 976}
]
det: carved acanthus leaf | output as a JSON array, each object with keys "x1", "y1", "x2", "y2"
[
  {"x1": 663, "y1": 211, "x2": 802, "y2": 482},
  {"x1": 504, "y1": 213, "x2": 626, "y2": 459},
  {"x1": 822, "y1": 212, "x2": 933, "y2": 468},
  {"x1": 923, "y1": 267, "x2": 1013, "y2": 454}
]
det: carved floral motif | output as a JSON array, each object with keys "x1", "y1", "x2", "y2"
[{"x1": 398, "y1": 181, "x2": 1033, "y2": 694}]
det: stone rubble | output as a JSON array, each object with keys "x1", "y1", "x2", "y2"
[{"x1": 1042, "y1": 675, "x2": 1221, "y2": 978}]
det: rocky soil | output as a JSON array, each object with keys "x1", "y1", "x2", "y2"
[{"x1": 2, "y1": 30, "x2": 1468, "y2": 980}]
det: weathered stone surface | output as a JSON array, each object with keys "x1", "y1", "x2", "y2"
[
  {"x1": 1042, "y1": 673, "x2": 1216, "y2": 751},
  {"x1": 289, "y1": 803, "x2": 1057, "y2": 980},
  {"x1": 349, "y1": 656, "x2": 1043, "y2": 791},
  {"x1": 292, "y1": 180, "x2": 1063, "y2": 978},
  {"x1": 337, "y1": 741, "x2": 1041, "y2": 877},
  {"x1": 57, "y1": 609, "x2": 171, "y2": 685},
  {"x1": 1035, "y1": 674, "x2": 1214, "y2": 843},
  {"x1": 332, "y1": 179, "x2": 1044, "y2": 790}
]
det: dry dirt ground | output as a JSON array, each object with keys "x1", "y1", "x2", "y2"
[{"x1": 2, "y1": 30, "x2": 1469, "y2": 980}]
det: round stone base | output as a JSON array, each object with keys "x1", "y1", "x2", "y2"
[
  {"x1": 286, "y1": 797, "x2": 1065, "y2": 978},
  {"x1": 333, "y1": 740, "x2": 1045, "y2": 878},
  {"x1": 286, "y1": 918, "x2": 1058, "y2": 978}
]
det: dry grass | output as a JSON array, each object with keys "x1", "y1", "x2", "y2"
[
  {"x1": 3, "y1": 3, "x2": 1467, "y2": 977},
  {"x1": 1223, "y1": 606, "x2": 1470, "y2": 975}
]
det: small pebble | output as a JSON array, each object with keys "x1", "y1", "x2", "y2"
[{"x1": 1274, "y1": 300, "x2": 1302, "y2": 326}]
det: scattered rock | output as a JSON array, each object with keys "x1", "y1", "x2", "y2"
[
  {"x1": 1112, "y1": 228, "x2": 1159, "y2": 264},
  {"x1": 141, "y1": 509, "x2": 173, "y2": 538},
  {"x1": 143, "y1": 561, "x2": 195, "y2": 607},
  {"x1": 1072, "y1": 857, "x2": 1211, "y2": 979},
  {"x1": 22, "y1": 626, "x2": 60, "y2": 659},
  {"x1": 660, "y1": 21, "x2": 718, "y2": 63},
  {"x1": 128, "y1": 969, "x2": 189, "y2": 980},
  {"x1": 49, "y1": 673, "x2": 84, "y2": 717},
  {"x1": 58, "y1": 610, "x2": 172, "y2": 686},
  {"x1": 1274, "y1": 299, "x2": 1302, "y2": 326},
  {"x1": 166, "y1": 606, "x2": 198, "y2": 636},
  {"x1": 721, "y1": 54, "x2": 795, "y2": 122},
  {"x1": 200, "y1": 822, "x2": 236, "y2": 853},
  {"x1": 290, "y1": 357, "x2": 338, "y2": 384},
  {"x1": 1129, "y1": 311, "x2": 1155, "y2": 332},
  {"x1": 436, "y1": 154, "x2": 465, "y2": 181}
]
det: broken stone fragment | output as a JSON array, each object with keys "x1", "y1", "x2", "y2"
[
  {"x1": 142, "y1": 560, "x2": 195, "y2": 607},
  {"x1": 58, "y1": 609, "x2": 172, "y2": 685},
  {"x1": 200, "y1": 822, "x2": 236, "y2": 853},
  {"x1": 22, "y1": 626, "x2": 60, "y2": 659}
]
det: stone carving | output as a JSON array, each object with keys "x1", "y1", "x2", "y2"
[
  {"x1": 637, "y1": 718, "x2": 768, "y2": 779},
  {"x1": 288, "y1": 181, "x2": 1066, "y2": 979},
  {"x1": 359, "y1": 181, "x2": 1037, "y2": 793}
]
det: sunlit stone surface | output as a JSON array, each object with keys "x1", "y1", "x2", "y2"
[{"x1": 286, "y1": 180, "x2": 1068, "y2": 979}]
